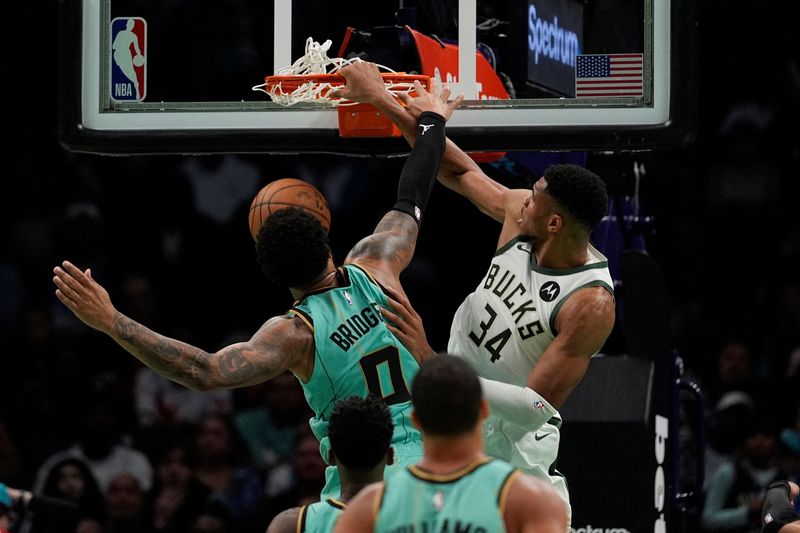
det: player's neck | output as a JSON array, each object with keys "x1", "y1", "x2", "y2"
[
  {"x1": 534, "y1": 233, "x2": 590, "y2": 269},
  {"x1": 338, "y1": 464, "x2": 385, "y2": 501},
  {"x1": 290, "y1": 260, "x2": 338, "y2": 299},
  {"x1": 417, "y1": 430, "x2": 485, "y2": 473}
]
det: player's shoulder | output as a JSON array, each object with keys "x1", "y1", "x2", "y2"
[
  {"x1": 266, "y1": 505, "x2": 302, "y2": 533},
  {"x1": 503, "y1": 472, "x2": 569, "y2": 531}
]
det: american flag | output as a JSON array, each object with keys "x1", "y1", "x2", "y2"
[{"x1": 575, "y1": 54, "x2": 643, "y2": 97}]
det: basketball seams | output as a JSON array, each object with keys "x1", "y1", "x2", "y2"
[{"x1": 248, "y1": 179, "x2": 331, "y2": 240}]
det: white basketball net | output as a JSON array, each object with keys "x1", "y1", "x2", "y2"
[{"x1": 252, "y1": 37, "x2": 421, "y2": 107}]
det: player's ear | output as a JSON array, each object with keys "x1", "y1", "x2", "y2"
[
  {"x1": 386, "y1": 447, "x2": 395, "y2": 466},
  {"x1": 411, "y1": 410, "x2": 422, "y2": 430},
  {"x1": 478, "y1": 399, "x2": 490, "y2": 422},
  {"x1": 547, "y1": 213, "x2": 563, "y2": 233}
]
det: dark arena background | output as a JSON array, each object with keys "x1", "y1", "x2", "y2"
[{"x1": 2, "y1": 1, "x2": 799, "y2": 532}]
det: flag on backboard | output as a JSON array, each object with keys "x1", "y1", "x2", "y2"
[{"x1": 575, "y1": 54, "x2": 643, "y2": 97}]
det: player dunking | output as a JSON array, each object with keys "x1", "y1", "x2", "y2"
[
  {"x1": 333, "y1": 61, "x2": 616, "y2": 522},
  {"x1": 267, "y1": 395, "x2": 394, "y2": 533},
  {"x1": 52, "y1": 80, "x2": 462, "y2": 500},
  {"x1": 333, "y1": 355, "x2": 568, "y2": 533}
]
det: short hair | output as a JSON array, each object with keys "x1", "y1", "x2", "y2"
[
  {"x1": 411, "y1": 355, "x2": 482, "y2": 436},
  {"x1": 328, "y1": 396, "x2": 393, "y2": 470},
  {"x1": 255, "y1": 207, "x2": 330, "y2": 288},
  {"x1": 542, "y1": 164, "x2": 608, "y2": 231}
]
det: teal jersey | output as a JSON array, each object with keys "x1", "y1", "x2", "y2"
[
  {"x1": 375, "y1": 458, "x2": 519, "y2": 533},
  {"x1": 289, "y1": 264, "x2": 422, "y2": 465},
  {"x1": 298, "y1": 498, "x2": 346, "y2": 533}
]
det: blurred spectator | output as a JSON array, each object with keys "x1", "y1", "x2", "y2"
[
  {"x1": 104, "y1": 473, "x2": 145, "y2": 533},
  {"x1": 0, "y1": 482, "x2": 84, "y2": 533},
  {"x1": 234, "y1": 372, "x2": 309, "y2": 474},
  {"x1": 778, "y1": 405, "x2": 800, "y2": 514},
  {"x1": 701, "y1": 420, "x2": 782, "y2": 532},
  {"x1": 255, "y1": 432, "x2": 327, "y2": 527},
  {"x1": 193, "y1": 414, "x2": 263, "y2": 531},
  {"x1": 134, "y1": 367, "x2": 232, "y2": 429},
  {"x1": 142, "y1": 433, "x2": 212, "y2": 533},
  {"x1": 34, "y1": 402, "x2": 152, "y2": 495},
  {"x1": 23, "y1": 458, "x2": 107, "y2": 533},
  {"x1": 0, "y1": 424, "x2": 19, "y2": 487},
  {"x1": 188, "y1": 501, "x2": 233, "y2": 533},
  {"x1": 180, "y1": 155, "x2": 260, "y2": 226},
  {"x1": 704, "y1": 340, "x2": 770, "y2": 411},
  {"x1": 705, "y1": 391, "x2": 758, "y2": 490}
]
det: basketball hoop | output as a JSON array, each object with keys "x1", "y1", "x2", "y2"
[{"x1": 252, "y1": 38, "x2": 431, "y2": 137}]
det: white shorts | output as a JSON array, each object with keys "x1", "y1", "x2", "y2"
[{"x1": 483, "y1": 413, "x2": 571, "y2": 524}]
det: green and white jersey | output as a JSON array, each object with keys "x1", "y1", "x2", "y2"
[
  {"x1": 448, "y1": 237, "x2": 614, "y2": 387},
  {"x1": 374, "y1": 457, "x2": 519, "y2": 533},
  {"x1": 289, "y1": 264, "x2": 421, "y2": 466},
  {"x1": 297, "y1": 498, "x2": 346, "y2": 533}
]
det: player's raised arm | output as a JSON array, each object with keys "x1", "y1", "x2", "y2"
[
  {"x1": 343, "y1": 76, "x2": 457, "y2": 287},
  {"x1": 335, "y1": 61, "x2": 508, "y2": 223},
  {"x1": 53, "y1": 260, "x2": 309, "y2": 390}
]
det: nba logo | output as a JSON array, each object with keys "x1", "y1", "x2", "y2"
[{"x1": 110, "y1": 17, "x2": 147, "y2": 101}]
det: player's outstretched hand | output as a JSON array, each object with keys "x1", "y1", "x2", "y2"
[
  {"x1": 399, "y1": 78, "x2": 463, "y2": 122},
  {"x1": 331, "y1": 61, "x2": 463, "y2": 121},
  {"x1": 380, "y1": 287, "x2": 436, "y2": 365},
  {"x1": 53, "y1": 260, "x2": 117, "y2": 334},
  {"x1": 329, "y1": 61, "x2": 388, "y2": 105}
]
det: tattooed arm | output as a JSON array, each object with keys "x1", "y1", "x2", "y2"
[
  {"x1": 343, "y1": 75, "x2": 454, "y2": 290},
  {"x1": 53, "y1": 261, "x2": 312, "y2": 390},
  {"x1": 345, "y1": 211, "x2": 420, "y2": 290}
]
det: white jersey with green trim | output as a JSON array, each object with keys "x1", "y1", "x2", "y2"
[{"x1": 448, "y1": 236, "x2": 614, "y2": 386}]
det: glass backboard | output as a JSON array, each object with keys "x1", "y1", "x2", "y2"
[{"x1": 58, "y1": 0, "x2": 696, "y2": 155}]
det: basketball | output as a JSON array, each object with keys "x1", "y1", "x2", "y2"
[
  {"x1": 248, "y1": 178, "x2": 331, "y2": 241},
  {"x1": 132, "y1": 55, "x2": 145, "y2": 67}
]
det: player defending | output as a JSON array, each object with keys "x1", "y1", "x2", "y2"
[
  {"x1": 52, "y1": 79, "x2": 462, "y2": 500},
  {"x1": 334, "y1": 355, "x2": 568, "y2": 533},
  {"x1": 333, "y1": 61, "x2": 616, "y2": 521},
  {"x1": 267, "y1": 395, "x2": 393, "y2": 533}
]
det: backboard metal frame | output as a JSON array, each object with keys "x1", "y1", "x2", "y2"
[{"x1": 58, "y1": 0, "x2": 696, "y2": 155}]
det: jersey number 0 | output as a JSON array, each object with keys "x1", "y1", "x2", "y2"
[{"x1": 359, "y1": 346, "x2": 411, "y2": 405}]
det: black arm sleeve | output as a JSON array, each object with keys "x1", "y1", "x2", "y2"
[
  {"x1": 762, "y1": 481, "x2": 798, "y2": 533},
  {"x1": 392, "y1": 111, "x2": 447, "y2": 225}
]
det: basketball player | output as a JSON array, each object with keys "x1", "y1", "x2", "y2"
[
  {"x1": 267, "y1": 395, "x2": 393, "y2": 533},
  {"x1": 52, "y1": 79, "x2": 462, "y2": 500},
  {"x1": 333, "y1": 61, "x2": 616, "y2": 521},
  {"x1": 334, "y1": 355, "x2": 568, "y2": 533},
  {"x1": 763, "y1": 481, "x2": 800, "y2": 533}
]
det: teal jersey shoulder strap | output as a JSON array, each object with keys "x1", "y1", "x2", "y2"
[{"x1": 375, "y1": 458, "x2": 519, "y2": 533}]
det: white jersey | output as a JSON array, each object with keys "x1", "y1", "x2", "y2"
[{"x1": 448, "y1": 236, "x2": 614, "y2": 387}]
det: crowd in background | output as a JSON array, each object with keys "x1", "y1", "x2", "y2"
[{"x1": 4, "y1": 0, "x2": 800, "y2": 532}]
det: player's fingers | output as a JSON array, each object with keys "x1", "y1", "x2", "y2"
[
  {"x1": 53, "y1": 274, "x2": 84, "y2": 303},
  {"x1": 386, "y1": 296, "x2": 419, "y2": 325},
  {"x1": 414, "y1": 80, "x2": 427, "y2": 97},
  {"x1": 449, "y1": 94, "x2": 465, "y2": 111},
  {"x1": 328, "y1": 87, "x2": 349, "y2": 100},
  {"x1": 379, "y1": 306, "x2": 404, "y2": 331},
  {"x1": 440, "y1": 86, "x2": 452, "y2": 102},
  {"x1": 383, "y1": 285, "x2": 413, "y2": 311},
  {"x1": 60, "y1": 260, "x2": 92, "y2": 287},
  {"x1": 54, "y1": 286, "x2": 79, "y2": 311},
  {"x1": 54, "y1": 266, "x2": 89, "y2": 295}
]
